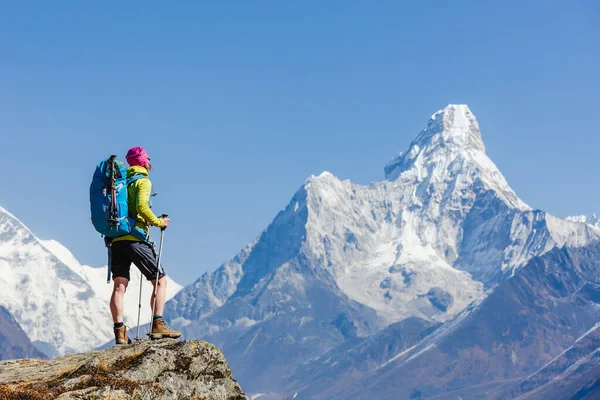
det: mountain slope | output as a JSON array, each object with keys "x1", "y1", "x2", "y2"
[
  {"x1": 0, "y1": 206, "x2": 182, "y2": 356},
  {"x1": 0, "y1": 305, "x2": 46, "y2": 361},
  {"x1": 286, "y1": 317, "x2": 439, "y2": 398},
  {"x1": 312, "y1": 242, "x2": 600, "y2": 399},
  {"x1": 511, "y1": 322, "x2": 600, "y2": 399},
  {"x1": 164, "y1": 104, "x2": 600, "y2": 394}
]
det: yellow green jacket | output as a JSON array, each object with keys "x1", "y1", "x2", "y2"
[{"x1": 113, "y1": 166, "x2": 165, "y2": 242}]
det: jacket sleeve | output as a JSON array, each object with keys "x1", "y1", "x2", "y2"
[{"x1": 136, "y1": 179, "x2": 164, "y2": 228}]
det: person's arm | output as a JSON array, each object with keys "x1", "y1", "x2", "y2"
[{"x1": 136, "y1": 179, "x2": 165, "y2": 228}]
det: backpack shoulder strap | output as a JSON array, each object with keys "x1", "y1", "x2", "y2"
[{"x1": 126, "y1": 174, "x2": 147, "y2": 186}]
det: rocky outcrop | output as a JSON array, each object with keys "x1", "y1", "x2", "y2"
[{"x1": 0, "y1": 339, "x2": 247, "y2": 400}]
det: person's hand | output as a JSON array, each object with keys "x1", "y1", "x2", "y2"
[{"x1": 160, "y1": 217, "x2": 170, "y2": 229}]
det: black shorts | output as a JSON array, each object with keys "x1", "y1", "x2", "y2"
[{"x1": 110, "y1": 240, "x2": 166, "y2": 282}]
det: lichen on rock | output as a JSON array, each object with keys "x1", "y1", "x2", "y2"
[{"x1": 0, "y1": 339, "x2": 247, "y2": 400}]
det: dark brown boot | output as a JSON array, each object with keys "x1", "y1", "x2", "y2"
[
  {"x1": 114, "y1": 325, "x2": 130, "y2": 345},
  {"x1": 150, "y1": 318, "x2": 181, "y2": 340}
]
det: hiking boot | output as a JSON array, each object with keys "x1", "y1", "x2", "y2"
[
  {"x1": 114, "y1": 325, "x2": 130, "y2": 345},
  {"x1": 150, "y1": 317, "x2": 181, "y2": 340}
]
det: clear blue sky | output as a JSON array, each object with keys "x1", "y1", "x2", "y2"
[{"x1": 0, "y1": 1, "x2": 598, "y2": 285}]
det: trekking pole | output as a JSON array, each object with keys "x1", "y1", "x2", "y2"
[
  {"x1": 105, "y1": 238, "x2": 112, "y2": 284},
  {"x1": 150, "y1": 214, "x2": 168, "y2": 334},
  {"x1": 135, "y1": 270, "x2": 143, "y2": 341}
]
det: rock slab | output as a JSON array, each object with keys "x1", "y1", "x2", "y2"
[{"x1": 0, "y1": 339, "x2": 247, "y2": 399}]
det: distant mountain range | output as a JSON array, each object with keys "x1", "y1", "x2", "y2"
[{"x1": 2, "y1": 105, "x2": 599, "y2": 399}]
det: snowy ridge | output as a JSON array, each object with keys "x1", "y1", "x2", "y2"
[
  {"x1": 0, "y1": 207, "x2": 182, "y2": 356},
  {"x1": 567, "y1": 213, "x2": 600, "y2": 229}
]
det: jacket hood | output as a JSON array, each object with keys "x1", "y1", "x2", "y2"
[{"x1": 126, "y1": 165, "x2": 149, "y2": 178}]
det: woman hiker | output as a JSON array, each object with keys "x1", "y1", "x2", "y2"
[{"x1": 110, "y1": 146, "x2": 181, "y2": 344}]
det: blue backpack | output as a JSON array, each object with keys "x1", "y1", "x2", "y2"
[{"x1": 90, "y1": 155, "x2": 146, "y2": 239}]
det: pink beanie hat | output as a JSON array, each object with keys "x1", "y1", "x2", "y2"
[{"x1": 126, "y1": 146, "x2": 150, "y2": 167}]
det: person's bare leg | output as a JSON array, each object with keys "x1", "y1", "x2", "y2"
[
  {"x1": 110, "y1": 277, "x2": 129, "y2": 323},
  {"x1": 150, "y1": 276, "x2": 167, "y2": 316}
]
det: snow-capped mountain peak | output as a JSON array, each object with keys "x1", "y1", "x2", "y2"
[
  {"x1": 162, "y1": 104, "x2": 600, "y2": 394},
  {"x1": 384, "y1": 104, "x2": 529, "y2": 211},
  {"x1": 437, "y1": 104, "x2": 484, "y2": 150},
  {"x1": 415, "y1": 104, "x2": 485, "y2": 154},
  {"x1": 384, "y1": 104, "x2": 483, "y2": 179}
]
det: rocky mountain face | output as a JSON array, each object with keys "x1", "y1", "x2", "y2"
[
  {"x1": 286, "y1": 317, "x2": 439, "y2": 398},
  {"x1": 291, "y1": 242, "x2": 600, "y2": 399},
  {"x1": 0, "y1": 305, "x2": 46, "y2": 361},
  {"x1": 0, "y1": 339, "x2": 247, "y2": 400},
  {"x1": 511, "y1": 322, "x2": 600, "y2": 400},
  {"x1": 507, "y1": 324, "x2": 600, "y2": 400},
  {"x1": 164, "y1": 104, "x2": 600, "y2": 395},
  {"x1": 0, "y1": 206, "x2": 182, "y2": 357}
]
